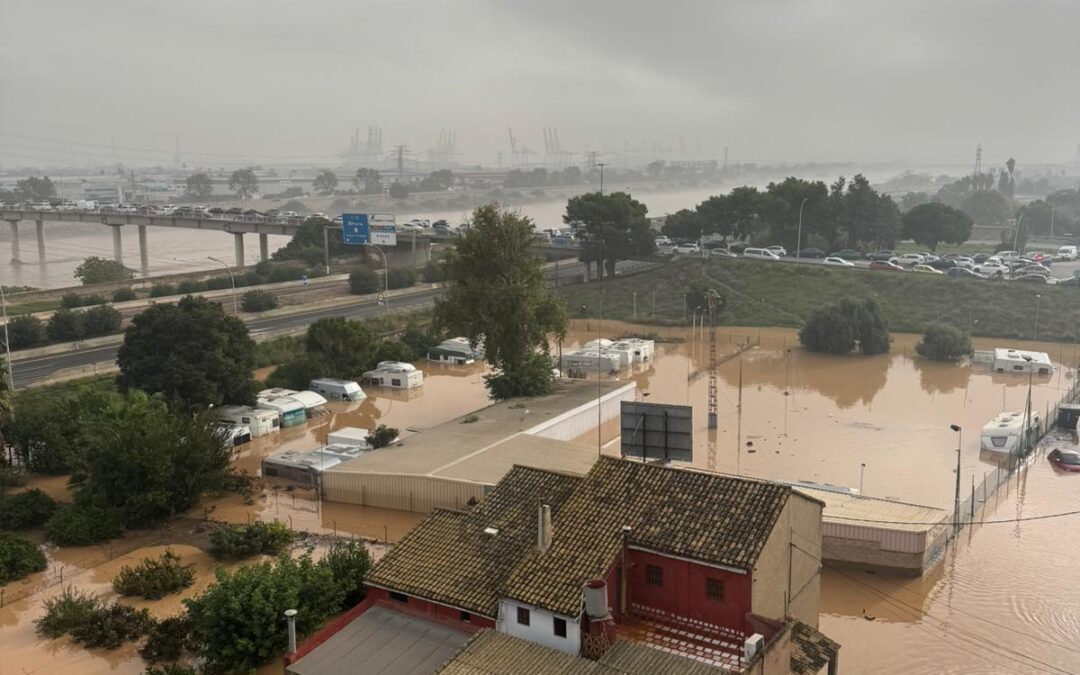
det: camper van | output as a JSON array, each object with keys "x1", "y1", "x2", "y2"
[
  {"x1": 427, "y1": 337, "x2": 481, "y2": 365},
  {"x1": 992, "y1": 348, "x2": 1053, "y2": 375},
  {"x1": 362, "y1": 361, "x2": 424, "y2": 389},
  {"x1": 257, "y1": 389, "x2": 310, "y2": 427},
  {"x1": 308, "y1": 378, "x2": 366, "y2": 402},
  {"x1": 214, "y1": 405, "x2": 280, "y2": 437},
  {"x1": 215, "y1": 424, "x2": 252, "y2": 447},
  {"x1": 980, "y1": 410, "x2": 1041, "y2": 455}
]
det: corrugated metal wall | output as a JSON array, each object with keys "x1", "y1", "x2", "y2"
[
  {"x1": 528, "y1": 383, "x2": 637, "y2": 441},
  {"x1": 321, "y1": 472, "x2": 488, "y2": 513},
  {"x1": 823, "y1": 522, "x2": 927, "y2": 554}
]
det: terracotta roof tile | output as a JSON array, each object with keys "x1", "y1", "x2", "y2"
[{"x1": 789, "y1": 621, "x2": 840, "y2": 675}]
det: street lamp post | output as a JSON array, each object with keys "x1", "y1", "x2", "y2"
[
  {"x1": 796, "y1": 197, "x2": 808, "y2": 261},
  {"x1": 1012, "y1": 212, "x2": 1025, "y2": 253},
  {"x1": 0, "y1": 284, "x2": 15, "y2": 407},
  {"x1": 950, "y1": 424, "x2": 962, "y2": 533},
  {"x1": 368, "y1": 245, "x2": 390, "y2": 316},
  {"x1": 207, "y1": 256, "x2": 238, "y2": 314}
]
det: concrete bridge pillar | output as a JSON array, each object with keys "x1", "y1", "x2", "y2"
[
  {"x1": 233, "y1": 232, "x2": 245, "y2": 268},
  {"x1": 111, "y1": 225, "x2": 124, "y2": 265},
  {"x1": 138, "y1": 225, "x2": 149, "y2": 277},
  {"x1": 259, "y1": 233, "x2": 269, "y2": 262},
  {"x1": 7, "y1": 220, "x2": 20, "y2": 264},
  {"x1": 35, "y1": 219, "x2": 45, "y2": 264}
]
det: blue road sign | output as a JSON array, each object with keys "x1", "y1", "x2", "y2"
[{"x1": 342, "y1": 213, "x2": 370, "y2": 245}]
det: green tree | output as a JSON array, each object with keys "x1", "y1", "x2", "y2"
[
  {"x1": 800, "y1": 299, "x2": 890, "y2": 356},
  {"x1": 74, "y1": 256, "x2": 134, "y2": 285},
  {"x1": 228, "y1": 168, "x2": 259, "y2": 200},
  {"x1": 899, "y1": 191, "x2": 932, "y2": 212},
  {"x1": 312, "y1": 169, "x2": 338, "y2": 196},
  {"x1": 3, "y1": 386, "x2": 99, "y2": 474},
  {"x1": 916, "y1": 323, "x2": 971, "y2": 361},
  {"x1": 759, "y1": 177, "x2": 830, "y2": 250},
  {"x1": 388, "y1": 182, "x2": 409, "y2": 199},
  {"x1": 272, "y1": 216, "x2": 345, "y2": 263},
  {"x1": 46, "y1": 308, "x2": 84, "y2": 342},
  {"x1": 901, "y1": 202, "x2": 974, "y2": 251},
  {"x1": 0, "y1": 533, "x2": 47, "y2": 583},
  {"x1": 960, "y1": 189, "x2": 1010, "y2": 226},
  {"x1": 14, "y1": 176, "x2": 56, "y2": 202},
  {"x1": 117, "y1": 296, "x2": 257, "y2": 408},
  {"x1": 305, "y1": 317, "x2": 378, "y2": 378},
  {"x1": 354, "y1": 168, "x2": 382, "y2": 194},
  {"x1": 7, "y1": 314, "x2": 45, "y2": 349},
  {"x1": 81, "y1": 304, "x2": 122, "y2": 337},
  {"x1": 417, "y1": 169, "x2": 453, "y2": 192},
  {"x1": 436, "y1": 204, "x2": 567, "y2": 398},
  {"x1": 564, "y1": 191, "x2": 655, "y2": 278},
  {"x1": 184, "y1": 173, "x2": 213, "y2": 199},
  {"x1": 660, "y1": 209, "x2": 703, "y2": 241}
]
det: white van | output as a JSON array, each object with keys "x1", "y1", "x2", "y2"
[
  {"x1": 1057, "y1": 245, "x2": 1077, "y2": 261},
  {"x1": 308, "y1": 378, "x2": 366, "y2": 401},
  {"x1": 742, "y1": 247, "x2": 781, "y2": 261}
]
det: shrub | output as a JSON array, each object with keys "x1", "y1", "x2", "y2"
[
  {"x1": 321, "y1": 540, "x2": 374, "y2": 606},
  {"x1": 46, "y1": 307, "x2": 84, "y2": 342},
  {"x1": 45, "y1": 502, "x2": 125, "y2": 546},
  {"x1": 0, "y1": 532, "x2": 47, "y2": 583},
  {"x1": 203, "y1": 275, "x2": 234, "y2": 291},
  {"x1": 112, "y1": 550, "x2": 196, "y2": 599},
  {"x1": 112, "y1": 287, "x2": 137, "y2": 302},
  {"x1": 207, "y1": 521, "x2": 295, "y2": 560},
  {"x1": 176, "y1": 280, "x2": 204, "y2": 295},
  {"x1": 369, "y1": 424, "x2": 399, "y2": 449},
  {"x1": 37, "y1": 588, "x2": 100, "y2": 638},
  {"x1": 74, "y1": 256, "x2": 134, "y2": 285},
  {"x1": 140, "y1": 615, "x2": 193, "y2": 663},
  {"x1": 149, "y1": 283, "x2": 176, "y2": 298},
  {"x1": 264, "y1": 353, "x2": 331, "y2": 391},
  {"x1": 386, "y1": 267, "x2": 417, "y2": 290},
  {"x1": 0, "y1": 465, "x2": 27, "y2": 488},
  {"x1": 7, "y1": 314, "x2": 45, "y2": 349},
  {"x1": 241, "y1": 289, "x2": 278, "y2": 313},
  {"x1": 0, "y1": 488, "x2": 57, "y2": 529},
  {"x1": 916, "y1": 323, "x2": 972, "y2": 361},
  {"x1": 82, "y1": 294, "x2": 107, "y2": 306},
  {"x1": 484, "y1": 351, "x2": 557, "y2": 400},
  {"x1": 421, "y1": 259, "x2": 445, "y2": 283},
  {"x1": 267, "y1": 265, "x2": 307, "y2": 284},
  {"x1": 60, "y1": 292, "x2": 85, "y2": 309},
  {"x1": 349, "y1": 268, "x2": 380, "y2": 295},
  {"x1": 374, "y1": 340, "x2": 416, "y2": 364},
  {"x1": 81, "y1": 304, "x2": 122, "y2": 337},
  {"x1": 144, "y1": 665, "x2": 198, "y2": 675},
  {"x1": 69, "y1": 601, "x2": 153, "y2": 649}
]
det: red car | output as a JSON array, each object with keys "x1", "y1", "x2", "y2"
[
  {"x1": 869, "y1": 260, "x2": 904, "y2": 271},
  {"x1": 1048, "y1": 448, "x2": 1080, "y2": 472}
]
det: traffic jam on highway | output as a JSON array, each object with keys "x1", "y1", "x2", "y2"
[{"x1": 655, "y1": 235, "x2": 1080, "y2": 286}]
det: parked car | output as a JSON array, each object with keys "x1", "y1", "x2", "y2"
[
  {"x1": 928, "y1": 259, "x2": 958, "y2": 270},
  {"x1": 823, "y1": 256, "x2": 856, "y2": 267},
  {"x1": 795, "y1": 247, "x2": 826, "y2": 259},
  {"x1": 829, "y1": 249, "x2": 863, "y2": 260},
  {"x1": 671, "y1": 243, "x2": 701, "y2": 255},
  {"x1": 953, "y1": 256, "x2": 976, "y2": 269},
  {"x1": 866, "y1": 250, "x2": 896, "y2": 261},
  {"x1": 654, "y1": 235, "x2": 672, "y2": 246},
  {"x1": 743, "y1": 247, "x2": 781, "y2": 261},
  {"x1": 1013, "y1": 274, "x2": 1049, "y2": 284},
  {"x1": 766, "y1": 245, "x2": 788, "y2": 257},
  {"x1": 1057, "y1": 245, "x2": 1078, "y2": 261},
  {"x1": 974, "y1": 262, "x2": 1008, "y2": 277},
  {"x1": 1027, "y1": 252, "x2": 1051, "y2": 265},
  {"x1": 913, "y1": 264, "x2": 943, "y2": 275},
  {"x1": 708, "y1": 248, "x2": 737, "y2": 258},
  {"x1": 1048, "y1": 448, "x2": 1080, "y2": 472},
  {"x1": 869, "y1": 260, "x2": 904, "y2": 272},
  {"x1": 947, "y1": 267, "x2": 984, "y2": 280},
  {"x1": 997, "y1": 250, "x2": 1019, "y2": 260},
  {"x1": 889, "y1": 253, "x2": 925, "y2": 267},
  {"x1": 972, "y1": 253, "x2": 990, "y2": 264},
  {"x1": 1014, "y1": 264, "x2": 1052, "y2": 277}
]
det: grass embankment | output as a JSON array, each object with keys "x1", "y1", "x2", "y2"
[{"x1": 559, "y1": 258, "x2": 1074, "y2": 341}]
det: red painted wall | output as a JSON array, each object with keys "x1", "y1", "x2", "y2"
[
  {"x1": 624, "y1": 549, "x2": 752, "y2": 634},
  {"x1": 367, "y1": 587, "x2": 495, "y2": 631}
]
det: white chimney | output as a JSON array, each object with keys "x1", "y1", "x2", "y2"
[
  {"x1": 537, "y1": 503, "x2": 552, "y2": 553},
  {"x1": 583, "y1": 579, "x2": 610, "y2": 620}
]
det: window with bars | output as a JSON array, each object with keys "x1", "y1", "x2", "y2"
[
  {"x1": 705, "y1": 577, "x2": 725, "y2": 601},
  {"x1": 553, "y1": 617, "x2": 567, "y2": 637},
  {"x1": 517, "y1": 606, "x2": 530, "y2": 626},
  {"x1": 645, "y1": 564, "x2": 663, "y2": 587}
]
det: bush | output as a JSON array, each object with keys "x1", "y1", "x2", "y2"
[
  {"x1": 321, "y1": 540, "x2": 374, "y2": 606},
  {"x1": 61, "y1": 292, "x2": 85, "y2": 309},
  {"x1": 74, "y1": 256, "x2": 134, "y2": 285},
  {"x1": 81, "y1": 304, "x2": 122, "y2": 337},
  {"x1": 386, "y1": 267, "x2": 417, "y2": 290},
  {"x1": 349, "y1": 268, "x2": 380, "y2": 295},
  {"x1": 0, "y1": 532, "x2": 47, "y2": 583},
  {"x1": 369, "y1": 424, "x2": 399, "y2": 449},
  {"x1": 149, "y1": 283, "x2": 176, "y2": 298},
  {"x1": 37, "y1": 588, "x2": 100, "y2": 638},
  {"x1": 267, "y1": 265, "x2": 307, "y2": 284},
  {"x1": 241, "y1": 289, "x2": 278, "y2": 313},
  {"x1": 176, "y1": 280, "x2": 204, "y2": 295},
  {"x1": 0, "y1": 488, "x2": 57, "y2": 529},
  {"x1": 484, "y1": 351, "x2": 557, "y2": 400},
  {"x1": 111, "y1": 287, "x2": 137, "y2": 302},
  {"x1": 203, "y1": 275, "x2": 234, "y2": 291},
  {"x1": 799, "y1": 298, "x2": 890, "y2": 355},
  {"x1": 144, "y1": 665, "x2": 198, "y2": 675},
  {"x1": 916, "y1": 323, "x2": 972, "y2": 361},
  {"x1": 70, "y1": 601, "x2": 154, "y2": 649},
  {"x1": 82, "y1": 294, "x2": 107, "y2": 306},
  {"x1": 421, "y1": 259, "x2": 445, "y2": 283},
  {"x1": 207, "y1": 521, "x2": 295, "y2": 560},
  {"x1": 0, "y1": 465, "x2": 27, "y2": 488},
  {"x1": 140, "y1": 615, "x2": 193, "y2": 663},
  {"x1": 45, "y1": 502, "x2": 125, "y2": 546},
  {"x1": 7, "y1": 314, "x2": 45, "y2": 349},
  {"x1": 46, "y1": 307, "x2": 84, "y2": 342},
  {"x1": 112, "y1": 550, "x2": 196, "y2": 599},
  {"x1": 264, "y1": 353, "x2": 331, "y2": 391},
  {"x1": 374, "y1": 340, "x2": 416, "y2": 364}
]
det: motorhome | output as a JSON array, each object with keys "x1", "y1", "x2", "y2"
[
  {"x1": 214, "y1": 405, "x2": 280, "y2": 437},
  {"x1": 215, "y1": 424, "x2": 252, "y2": 447},
  {"x1": 257, "y1": 389, "x2": 311, "y2": 427},
  {"x1": 261, "y1": 444, "x2": 367, "y2": 486},
  {"x1": 308, "y1": 378, "x2": 366, "y2": 402},
  {"x1": 980, "y1": 410, "x2": 1041, "y2": 455},
  {"x1": 362, "y1": 361, "x2": 424, "y2": 389},
  {"x1": 427, "y1": 337, "x2": 481, "y2": 365},
  {"x1": 609, "y1": 337, "x2": 655, "y2": 364},
  {"x1": 327, "y1": 426, "x2": 373, "y2": 448},
  {"x1": 581, "y1": 339, "x2": 632, "y2": 369},
  {"x1": 560, "y1": 349, "x2": 622, "y2": 376},
  {"x1": 992, "y1": 348, "x2": 1053, "y2": 375}
]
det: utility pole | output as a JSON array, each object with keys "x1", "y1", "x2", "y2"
[
  {"x1": 796, "y1": 197, "x2": 808, "y2": 260},
  {"x1": 950, "y1": 424, "x2": 962, "y2": 533},
  {"x1": 597, "y1": 162, "x2": 606, "y2": 196},
  {"x1": 395, "y1": 145, "x2": 406, "y2": 182}
]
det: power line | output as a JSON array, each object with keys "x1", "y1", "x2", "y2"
[{"x1": 826, "y1": 507, "x2": 1080, "y2": 527}]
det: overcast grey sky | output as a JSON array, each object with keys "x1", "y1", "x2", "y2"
[{"x1": 1, "y1": 0, "x2": 1077, "y2": 168}]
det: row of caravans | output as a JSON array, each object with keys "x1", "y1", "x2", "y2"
[{"x1": 560, "y1": 338, "x2": 655, "y2": 376}]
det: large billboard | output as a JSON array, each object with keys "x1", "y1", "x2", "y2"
[
  {"x1": 620, "y1": 401, "x2": 693, "y2": 462},
  {"x1": 341, "y1": 213, "x2": 397, "y2": 246}
]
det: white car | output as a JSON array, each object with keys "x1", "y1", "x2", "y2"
[
  {"x1": 823, "y1": 256, "x2": 855, "y2": 267},
  {"x1": 974, "y1": 261, "x2": 1008, "y2": 277},
  {"x1": 655, "y1": 236, "x2": 672, "y2": 246},
  {"x1": 1057, "y1": 245, "x2": 1077, "y2": 261},
  {"x1": 917, "y1": 252, "x2": 940, "y2": 262},
  {"x1": 672, "y1": 243, "x2": 701, "y2": 255},
  {"x1": 742, "y1": 247, "x2": 781, "y2": 261},
  {"x1": 997, "y1": 250, "x2": 1019, "y2": 261},
  {"x1": 954, "y1": 256, "x2": 975, "y2": 269},
  {"x1": 766, "y1": 245, "x2": 788, "y2": 257},
  {"x1": 889, "y1": 253, "x2": 925, "y2": 267}
]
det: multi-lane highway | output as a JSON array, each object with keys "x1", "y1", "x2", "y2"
[{"x1": 10, "y1": 259, "x2": 654, "y2": 388}]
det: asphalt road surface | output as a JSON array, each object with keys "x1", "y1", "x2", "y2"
[{"x1": 11, "y1": 259, "x2": 654, "y2": 389}]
